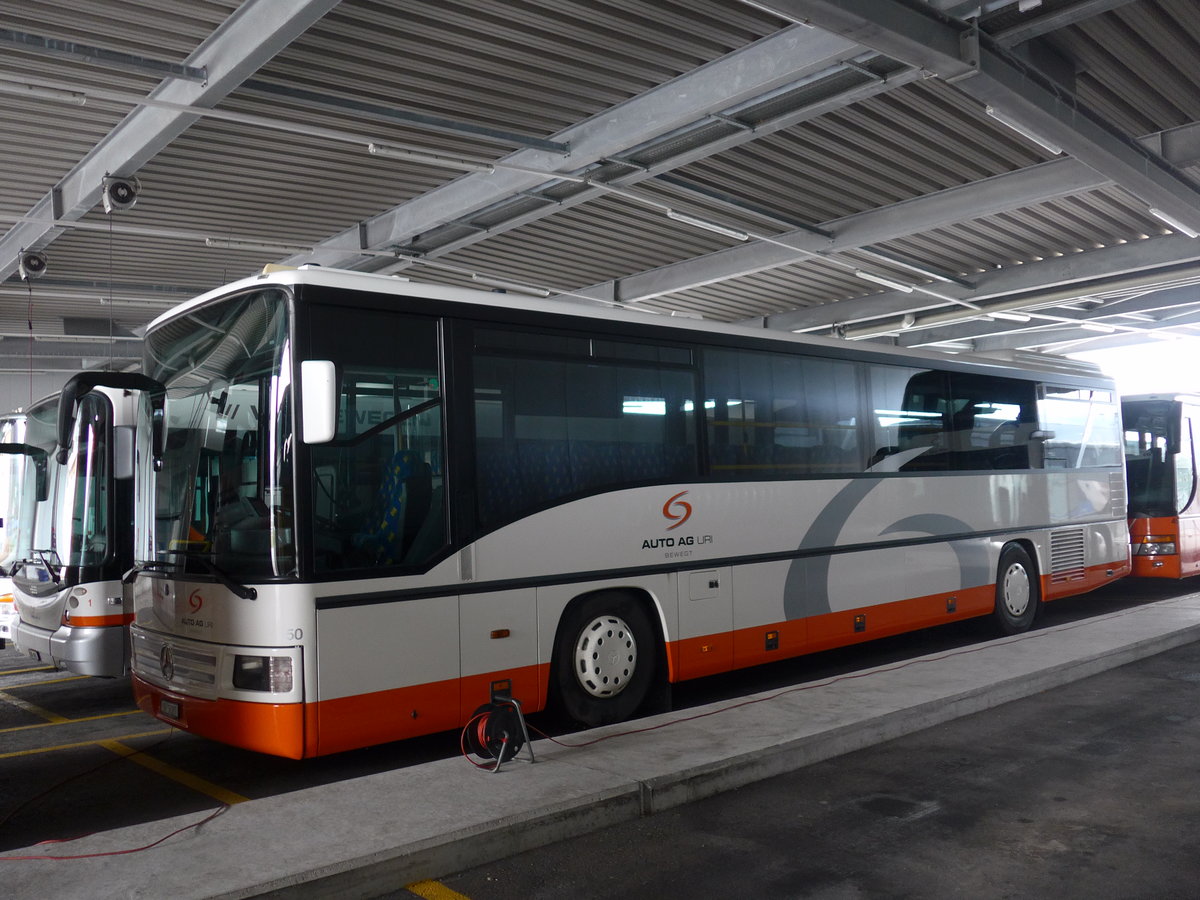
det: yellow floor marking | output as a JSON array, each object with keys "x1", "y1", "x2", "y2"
[
  {"x1": 99, "y1": 740, "x2": 251, "y2": 806},
  {"x1": 406, "y1": 881, "x2": 472, "y2": 900},
  {"x1": 0, "y1": 665, "x2": 55, "y2": 675},
  {"x1": 0, "y1": 708, "x2": 143, "y2": 734},
  {"x1": 3, "y1": 674, "x2": 90, "y2": 687},
  {"x1": 0, "y1": 689, "x2": 70, "y2": 723},
  {"x1": 0, "y1": 728, "x2": 172, "y2": 759}
]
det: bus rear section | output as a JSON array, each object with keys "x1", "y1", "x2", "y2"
[{"x1": 1122, "y1": 395, "x2": 1200, "y2": 579}]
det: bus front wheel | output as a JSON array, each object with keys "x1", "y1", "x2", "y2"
[
  {"x1": 993, "y1": 544, "x2": 1040, "y2": 635},
  {"x1": 552, "y1": 592, "x2": 656, "y2": 727}
]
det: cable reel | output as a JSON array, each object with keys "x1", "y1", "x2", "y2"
[{"x1": 461, "y1": 682, "x2": 535, "y2": 772}]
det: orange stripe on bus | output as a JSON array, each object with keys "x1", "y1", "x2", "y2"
[
  {"x1": 135, "y1": 664, "x2": 548, "y2": 759},
  {"x1": 1042, "y1": 560, "x2": 1130, "y2": 600},
  {"x1": 313, "y1": 663, "x2": 545, "y2": 757},
  {"x1": 64, "y1": 613, "x2": 134, "y2": 627},
  {"x1": 671, "y1": 585, "x2": 994, "y2": 681}
]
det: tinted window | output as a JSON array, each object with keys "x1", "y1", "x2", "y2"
[
  {"x1": 307, "y1": 306, "x2": 446, "y2": 572},
  {"x1": 704, "y1": 348, "x2": 861, "y2": 478},
  {"x1": 1040, "y1": 386, "x2": 1122, "y2": 469},
  {"x1": 869, "y1": 368, "x2": 1038, "y2": 472},
  {"x1": 473, "y1": 330, "x2": 697, "y2": 527}
]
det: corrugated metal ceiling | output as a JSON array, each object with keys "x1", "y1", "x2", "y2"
[{"x1": 3, "y1": 0, "x2": 1200, "y2": 405}]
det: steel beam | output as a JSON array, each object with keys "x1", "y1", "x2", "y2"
[
  {"x1": 292, "y1": 25, "x2": 869, "y2": 268},
  {"x1": 0, "y1": 0, "x2": 339, "y2": 282},
  {"x1": 758, "y1": 0, "x2": 1200, "y2": 232}
]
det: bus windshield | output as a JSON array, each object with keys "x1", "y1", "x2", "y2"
[
  {"x1": 10, "y1": 399, "x2": 59, "y2": 589},
  {"x1": 1124, "y1": 399, "x2": 1196, "y2": 518},
  {"x1": 53, "y1": 392, "x2": 112, "y2": 569},
  {"x1": 0, "y1": 416, "x2": 29, "y2": 573},
  {"x1": 142, "y1": 289, "x2": 295, "y2": 580}
]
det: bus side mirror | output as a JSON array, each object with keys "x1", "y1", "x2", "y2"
[
  {"x1": 1029, "y1": 430, "x2": 1055, "y2": 469},
  {"x1": 300, "y1": 360, "x2": 337, "y2": 444}
]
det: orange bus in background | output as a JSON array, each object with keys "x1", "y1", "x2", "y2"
[{"x1": 1122, "y1": 394, "x2": 1200, "y2": 578}]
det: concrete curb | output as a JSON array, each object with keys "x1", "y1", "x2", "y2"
[{"x1": 3, "y1": 595, "x2": 1199, "y2": 900}]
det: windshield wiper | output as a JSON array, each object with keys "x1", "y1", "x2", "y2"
[
  {"x1": 122, "y1": 560, "x2": 180, "y2": 584},
  {"x1": 193, "y1": 557, "x2": 257, "y2": 601},
  {"x1": 32, "y1": 549, "x2": 62, "y2": 585},
  {"x1": 141, "y1": 550, "x2": 257, "y2": 600}
]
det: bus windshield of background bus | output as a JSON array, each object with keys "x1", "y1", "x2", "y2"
[
  {"x1": 142, "y1": 290, "x2": 295, "y2": 580},
  {"x1": 11, "y1": 399, "x2": 61, "y2": 589},
  {"x1": 1124, "y1": 401, "x2": 1196, "y2": 518},
  {"x1": 0, "y1": 417, "x2": 28, "y2": 574},
  {"x1": 53, "y1": 392, "x2": 111, "y2": 569}
]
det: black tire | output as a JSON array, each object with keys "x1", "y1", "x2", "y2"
[
  {"x1": 992, "y1": 544, "x2": 1040, "y2": 635},
  {"x1": 552, "y1": 591, "x2": 657, "y2": 727}
]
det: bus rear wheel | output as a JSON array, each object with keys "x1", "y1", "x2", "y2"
[
  {"x1": 553, "y1": 592, "x2": 656, "y2": 727},
  {"x1": 993, "y1": 544, "x2": 1040, "y2": 635}
]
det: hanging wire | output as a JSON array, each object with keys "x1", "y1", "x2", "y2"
[
  {"x1": 26, "y1": 277, "x2": 34, "y2": 406},
  {"x1": 108, "y1": 211, "x2": 114, "y2": 370}
]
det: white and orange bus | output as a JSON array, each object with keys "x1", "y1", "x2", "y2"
[
  {"x1": 127, "y1": 266, "x2": 1129, "y2": 758},
  {"x1": 0, "y1": 411, "x2": 33, "y2": 649},
  {"x1": 1122, "y1": 394, "x2": 1200, "y2": 578},
  {"x1": 10, "y1": 375, "x2": 164, "y2": 676}
]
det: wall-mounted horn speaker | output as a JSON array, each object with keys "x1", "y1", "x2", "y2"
[
  {"x1": 18, "y1": 249, "x2": 47, "y2": 280},
  {"x1": 102, "y1": 175, "x2": 140, "y2": 213}
]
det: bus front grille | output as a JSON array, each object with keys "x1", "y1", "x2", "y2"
[{"x1": 131, "y1": 628, "x2": 218, "y2": 700}]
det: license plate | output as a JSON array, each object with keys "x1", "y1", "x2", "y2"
[{"x1": 160, "y1": 699, "x2": 181, "y2": 720}]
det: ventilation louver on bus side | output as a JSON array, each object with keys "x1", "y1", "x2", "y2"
[{"x1": 1050, "y1": 529, "x2": 1087, "y2": 583}]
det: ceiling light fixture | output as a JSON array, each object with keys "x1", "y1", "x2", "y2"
[
  {"x1": 987, "y1": 310, "x2": 1032, "y2": 322},
  {"x1": 205, "y1": 237, "x2": 314, "y2": 255},
  {"x1": 0, "y1": 78, "x2": 86, "y2": 104},
  {"x1": 855, "y1": 270, "x2": 914, "y2": 293},
  {"x1": 1078, "y1": 321, "x2": 1116, "y2": 333},
  {"x1": 665, "y1": 210, "x2": 750, "y2": 241},
  {"x1": 470, "y1": 274, "x2": 552, "y2": 297},
  {"x1": 1148, "y1": 208, "x2": 1200, "y2": 239},
  {"x1": 984, "y1": 106, "x2": 1062, "y2": 155},
  {"x1": 367, "y1": 143, "x2": 496, "y2": 173}
]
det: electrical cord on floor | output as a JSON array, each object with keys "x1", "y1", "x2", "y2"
[
  {"x1": 0, "y1": 805, "x2": 229, "y2": 861},
  {"x1": 0, "y1": 730, "x2": 227, "y2": 861}
]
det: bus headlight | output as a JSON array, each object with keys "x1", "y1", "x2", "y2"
[
  {"x1": 232, "y1": 655, "x2": 293, "y2": 693},
  {"x1": 1134, "y1": 536, "x2": 1177, "y2": 556}
]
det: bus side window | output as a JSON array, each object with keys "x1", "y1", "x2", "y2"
[
  {"x1": 306, "y1": 307, "x2": 446, "y2": 574},
  {"x1": 703, "y1": 348, "x2": 861, "y2": 478},
  {"x1": 945, "y1": 374, "x2": 1038, "y2": 471}
]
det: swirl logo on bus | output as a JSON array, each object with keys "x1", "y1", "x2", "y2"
[{"x1": 663, "y1": 491, "x2": 693, "y2": 531}]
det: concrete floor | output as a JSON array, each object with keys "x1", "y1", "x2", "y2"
[
  {"x1": 428, "y1": 639, "x2": 1200, "y2": 900},
  {"x1": 1, "y1": 587, "x2": 1199, "y2": 899}
]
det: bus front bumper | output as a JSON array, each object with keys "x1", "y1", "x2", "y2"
[
  {"x1": 12, "y1": 620, "x2": 128, "y2": 676},
  {"x1": 132, "y1": 673, "x2": 307, "y2": 759}
]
